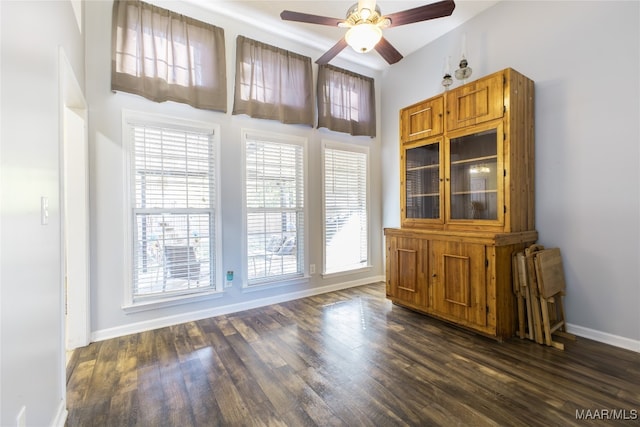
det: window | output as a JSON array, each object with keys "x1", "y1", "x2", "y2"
[
  {"x1": 323, "y1": 142, "x2": 369, "y2": 274},
  {"x1": 233, "y1": 36, "x2": 313, "y2": 126},
  {"x1": 112, "y1": 0, "x2": 227, "y2": 111},
  {"x1": 244, "y1": 131, "x2": 305, "y2": 285},
  {"x1": 124, "y1": 112, "x2": 220, "y2": 304},
  {"x1": 317, "y1": 64, "x2": 376, "y2": 137}
]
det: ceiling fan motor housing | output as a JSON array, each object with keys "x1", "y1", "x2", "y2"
[{"x1": 346, "y1": 3, "x2": 383, "y2": 24}]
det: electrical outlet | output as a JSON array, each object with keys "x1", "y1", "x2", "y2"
[{"x1": 309, "y1": 264, "x2": 316, "y2": 275}]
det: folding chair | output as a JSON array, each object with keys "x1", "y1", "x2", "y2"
[
  {"x1": 512, "y1": 251, "x2": 534, "y2": 340},
  {"x1": 525, "y1": 244, "x2": 546, "y2": 345},
  {"x1": 532, "y1": 248, "x2": 575, "y2": 350}
]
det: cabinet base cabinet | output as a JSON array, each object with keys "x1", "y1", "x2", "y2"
[{"x1": 384, "y1": 228, "x2": 537, "y2": 340}]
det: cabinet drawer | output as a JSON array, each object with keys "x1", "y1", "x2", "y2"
[
  {"x1": 446, "y1": 73, "x2": 504, "y2": 131},
  {"x1": 401, "y1": 96, "x2": 444, "y2": 143}
]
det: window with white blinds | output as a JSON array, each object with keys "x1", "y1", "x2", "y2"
[
  {"x1": 323, "y1": 143, "x2": 369, "y2": 274},
  {"x1": 126, "y1": 115, "x2": 219, "y2": 301},
  {"x1": 244, "y1": 132, "x2": 305, "y2": 285}
]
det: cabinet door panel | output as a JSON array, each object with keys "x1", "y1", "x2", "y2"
[
  {"x1": 445, "y1": 122, "x2": 504, "y2": 226},
  {"x1": 401, "y1": 97, "x2": 444, "y2": 143},
  {"x1": 432, "y1": 241, "x2": 487, "y2": 327},
  {"x1": 446, "y1": 74, "x2": 503, "y2": 131},
  {"x1": 401, "y1": 140, "x2": 443, "y2": 226},
  {"x1": 442, "y1": 254, "x2": 470, "y2": 306},
  {"x1": 386, "y1": 237, "x2": 428, "y2": 308}
]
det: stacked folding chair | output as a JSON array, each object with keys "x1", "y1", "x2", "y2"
[{"x1": 512, "y1": 245, "x2": 575, "y2": 350}]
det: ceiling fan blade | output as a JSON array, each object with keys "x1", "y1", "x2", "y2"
[
  {"x1": 280, "y1": 10, "x2": 344, "y2": 27},
  {"x1": 375, "y1": 37, "x2": 403, "y2": 64},
  {"x1": 385, "y1": 0, "x2": 456, "y2": 28},
  {"x1": 316, "y1": 38, "x2": 349, "y2": 65}
]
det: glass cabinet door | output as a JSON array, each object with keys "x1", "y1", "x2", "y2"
[
  {"x1": 405, "y1": 142, "x2": 440, "y2": 220},
  {"x1": 448, "y1": 128, "x2": 500, "y2": 221}
]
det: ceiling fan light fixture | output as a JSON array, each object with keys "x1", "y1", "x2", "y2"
[
  {"x1": 345, "y1": 23, "x2": 382, "y2": 53},
  {"x1": 280, "y1": 0, "x2": 455, "y2": 64}
]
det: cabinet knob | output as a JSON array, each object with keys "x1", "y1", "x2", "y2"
[{"x1": 432, "y1": 273, "x2": 437, "y2": 278}]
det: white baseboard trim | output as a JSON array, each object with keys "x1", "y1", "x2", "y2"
[
  {"x1": 92, "y1": 276, "x2": 385, "y2": 342},
  {"x1": 566, "y1": 323, "x2": 640, "y2": 353},
  {"x1": 51, "y1": 399, "x2": 68, "y2": 427}
]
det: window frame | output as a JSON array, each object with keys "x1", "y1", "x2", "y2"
[
  {"x1": 241, "y1": 128, "x2": 308, "y2": 288},
  {"x1": 122, "y1": 110, "x2": 222, "y2": 311},
  {"x1": 321, "y1": 140, "x2": 371, "y2": 276}
]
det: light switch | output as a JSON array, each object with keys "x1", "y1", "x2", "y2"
[{"x1": 41, "y1": 197, "x2": 49, "y2": 225}]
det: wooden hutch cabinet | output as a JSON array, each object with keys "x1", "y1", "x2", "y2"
[{"x1": 385, "y1": 68, "x2": 537, "y2": 340}]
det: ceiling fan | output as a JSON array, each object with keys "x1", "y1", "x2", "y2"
[{"x1": 280, "y1": 0, "x2": 456, "y2": 65}]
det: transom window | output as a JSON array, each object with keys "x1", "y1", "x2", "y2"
[
  {"x1": 233, "y1": 36, "x2": 313, "y2": 126},
  {"x1": 112, "y1": 0, "x2": 227, "y2": 111},
  {"x1": 317, "y1": 64, "x2": 376, "y2": 137}
]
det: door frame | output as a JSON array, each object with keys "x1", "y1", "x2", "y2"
[{"x1": 59, "y1": 49, "x2": 90, "y2": 352}]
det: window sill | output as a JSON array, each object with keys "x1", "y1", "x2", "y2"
[
  {"x1": 321, "y1": 265, "x2": 372, "y2": 279},
  {"x1": 242, "y1": 275, "x2": 310, "y2": 293},
  {"x1": 122, "y1": 289, "x2": 224, "y2": 314}
]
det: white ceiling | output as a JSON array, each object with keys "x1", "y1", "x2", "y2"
[{"x1": 184, "y1": 0, "x2": 500, "y2": 70}]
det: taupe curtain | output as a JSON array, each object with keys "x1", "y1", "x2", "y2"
[
  {"x1": 233, "y1": 36, "x2": 313, "y2": 126},
  {"x1": 112, "y1": 0, "x2": 227, "y2": 112},
  {"x1": 317, "y1": 65, "x2": 376, "y2": 137}
]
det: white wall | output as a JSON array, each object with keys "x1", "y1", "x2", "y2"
[
  {"x1": 85, "y1": 0, "x2": 385, "y2": 339},
  {"x1": 0, "y1": 1, "x2": 85, "y2": 425},
  {"x1": 382, "y1": 1, "x2": 640, "y2": 349}
]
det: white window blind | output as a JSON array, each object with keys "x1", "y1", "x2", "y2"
[
  {"x1": 245, "y1": 134, "x2": 305, "y2": 284},
  {"x1": 323, "y1": 145, "x2": 368, "y2": 274},
  {"x1": 129, "y1": 121, "x2": 217, "y2": 299}
]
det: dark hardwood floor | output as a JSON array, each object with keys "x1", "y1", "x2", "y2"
[{"x1": 66, "y1": 282, "x2": 640, "y2": 426}]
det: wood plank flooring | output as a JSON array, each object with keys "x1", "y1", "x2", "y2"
[{"x1": 66, "y1": 282, "x2": 640, "y2": 426}]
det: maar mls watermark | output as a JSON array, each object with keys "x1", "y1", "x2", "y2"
[{"x1": 576, "y1": 408, "x2": 638, "y2": 421}]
